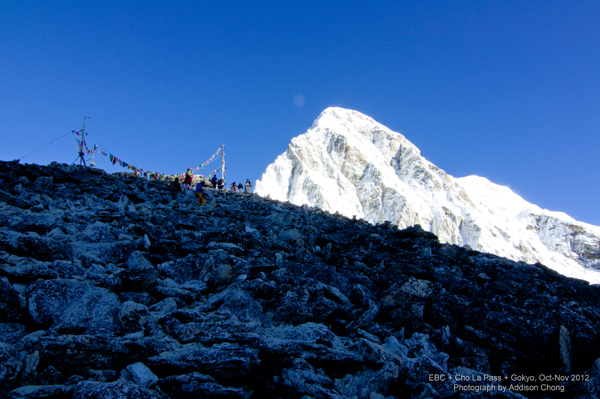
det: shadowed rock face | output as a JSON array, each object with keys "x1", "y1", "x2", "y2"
[{"x1": 1, "y1": 159, "x2": 600, "y2": 398}]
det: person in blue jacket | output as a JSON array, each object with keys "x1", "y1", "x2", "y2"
[{"x1": 195, "y1": 181, "x2": 207, "y2": 206}]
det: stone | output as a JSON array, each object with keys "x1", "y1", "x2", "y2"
[
  {"x1": 202, "y1": 286, "x2": 270, "y2": 326},
  {"x1": 126, "y1": 362, "x2": 159, "y2": 387},
  {"x1": 73, "y1": 380, "x2": 168, "y2": 399},
  {"x1": 119, "y1": 301, "x2": 154, "y2": 335},
  {"x1": 27, "y1": 279, "x2": 121, "y2": 335},
  {"x1": 0, "y1": 161, "x2": 600, "y2": 398},
  {"x1": 9, "y1": 384, "x2": 75, "y2": 399},
  {"x1": 0, "y1": 342, "x2": 21, "y2": 397},
  {"x1": 80, "y1": 221, "x2": 117, "y2": 243},
  {"x1": 19, "y1": 350, "x2": 39, "y2": 385},
  {"x1": 147, "y1": 343, "x2": 260, "y2": 379},
  {"x1": 120, "y1": 251, "x2": 158, "y2": 291},
  {"x1": 161, "y1": 372, "x2": 252, "y2": 399},
  {"x1": 33, "y1": 335, "x2": 166, "y2": 369},
  {"x1": 0, "y1": 277, "x2": 22, "y2": 322}
]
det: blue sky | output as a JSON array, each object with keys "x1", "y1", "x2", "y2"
[{"x1": 1, "y1": 1, "x2": 599, "y2": 225}]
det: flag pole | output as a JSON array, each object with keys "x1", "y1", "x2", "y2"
[
  {"x1": 78, "y1": 115, "x2": 91, "y2": 166},
  {"x1": 221, "y1": 145, "x2": 225, "y2": 183}
]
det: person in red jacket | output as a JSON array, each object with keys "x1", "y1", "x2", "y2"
[{"x1": 183, "y1": 169, "x2": 193, "y2": 189}]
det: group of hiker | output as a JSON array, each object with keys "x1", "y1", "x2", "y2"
[{"x1": 170, "y1": 170, "x2": 253, "y2": 207}]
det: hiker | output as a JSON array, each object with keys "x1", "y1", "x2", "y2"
[
  {"x1": 244, "y1": 179, "x2": 252, "y2": 193},
  {"x1": 171, "y1": 177, "x2": 182, "y2": 202},
  {"x1": 218, "y1": 178, "x2": 224, "y2": 190},
  {"x1": 195, "y1": 181, "x2": 207, "y2": 206},
  {"x1": 211, "y1": 174, "x2": 218, "y2": 189},
  {"x1": 237, "y1": 182, "x2": 243, "y2": 191},
  {"x1": 230, "y1": 182, "x2": 237, "y2": 192},
  {"x1": 183, "y1": 169, "x2": 193, "y2": 189}
]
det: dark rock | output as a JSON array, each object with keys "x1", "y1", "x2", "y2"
[
  {"x1": 147, "y1": 343, "x2": 260, "y2": 379},
  {"x1": 34, "y1": 335, "x2": 166, "y2": 369},
  {"x1": 16, "y1": 233, "x2": 72, "y2": 262},
  {"x1": 84, "y1": 369, "x2": 119, "y2": 383},
  {"x1": 0, "y1": 277, "x2": 22, "y2": 322},
  {"x1": 126, "y1": 362, "x2": 159, "y2": 387},
  {"x1": 0, "y1": 188, "x2": 31, "y2": 209},
  {"x1": 0, "y1": 323, "x2": 28, "y2": 347},
  {"x1": 119, "y1": 252, "x2": 158, "y2": 291},
  {"x1": 8, "y1": 384, "x2": 75, "y2": 399},
  {"x1": 27, "y1": 279, "x2": 121, "y2": 335},
  {"x1": 119, "y1": 301, "x2": 154, "y2": 335},
  {"x1": 0, "y1": 342, "x2": 21, "y2": 397},
  {"x1": 72, "y1": 380, "x2": 168, "y2": 399},
  {"x1": 2, "y1": 161, "x2": 600, "y2": 398},
  {"x1": 201, "y1": 286, "x2": 271, "y2": 326},
  {"x1": 119, "y1": 292, "x2": 156, "y2": 307},
  {"x1": 79, "y1": 221, "x2": 117, "y2": 243},
  {"x1": 72, "y1": 241, "x2": 136, "y2": 266},
  {"x1": 160, "y1": 372, "x2": 252, "y2": 399},
  {"x1": 0, "y1": 256, "x2": 85, "y2": 281}
]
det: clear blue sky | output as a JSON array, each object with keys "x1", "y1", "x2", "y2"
[{"x1": 1, "y1": 1, "x2": 599, "y2": 225}]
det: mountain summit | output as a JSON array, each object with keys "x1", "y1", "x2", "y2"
[{"x1": 256, "y1": 107, "x2": 600, "y2": 283}]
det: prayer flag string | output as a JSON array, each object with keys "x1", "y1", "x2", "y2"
[{"x1": 71, "y1": 130, "x2": 225, "y2": 182}]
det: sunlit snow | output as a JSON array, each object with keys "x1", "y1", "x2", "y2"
[{"x1": 256, "y1": 107, "x2": 600, "y2": 284}]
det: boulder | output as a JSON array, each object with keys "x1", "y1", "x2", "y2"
[
  {"x1": 33, "y1": 335, "x2": 166, "y2": 369},
  {"x1": 73, "y1": 380, "x2": 168, "y2": 399},
  {"x1": 120, "y1": 252, "x2": 158, "y2": 291},
  {"x1": 0, "y1": 161, "x2": 600, "y2": 398},
  {"x1": 147, "y1": 343, "x2": 260, "y2": 379},
  {"x1": 126, "y1": 362, "x2": 159, "y2": 387},
  {"x1": 80, "y1": 221, "x2": 117, "y2": 243},
  {"x1": 9, "y1": 384, "x2": 74, "y2": 399},
  {"x1": 27, "y1": 279, "x2": 121, "y2": 335},
  {"x1": 119, "y1": 301, "x2": 154, "y2": 335},
  {"x1": 0, "y1": 277, "x2": 22, "y2": 322},
  {"x1": 16, "y1": 233, "x2": 72, "y2": 262},
  {"x1": 160, "y1": 372, "x2": 252, "y2": 399},
  {"x1": 0, "y1": 342, "x2": 21, "y2": 397}
]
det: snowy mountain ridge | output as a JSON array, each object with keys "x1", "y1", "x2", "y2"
[{"x1": 256, "y1": 107, "x2": 600, "y2": 283}]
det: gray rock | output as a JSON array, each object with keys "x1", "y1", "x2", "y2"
[
  {"x1": 71, "y1": 241, "x2": 136, "y2": 265},
  {"x1": 202, "y1": 286, "x2": 270, "y2": 326},
  {"x1": 125, "y1": 362, "x2": 158, "y2": 387},
  {"x1": 0, "y1": 257, "x2": 85, "y2": 281},
  {"x1": 147, "y1": 343, "x2": 260, "y2": 379},
  {"x1": 73, "y1": 380, "x2": 168, "y2": 399},
  {"x1": 19, "y1": 350, "x2": 39, "y2": 386},
  {"x1": 120, "y1": 251, "x2": 158, "y2": 291},
  {"x1": 80, "y1": 221, "x2": 117, "y2": 243},
  {"x1": 0, "y1": 342, "x2": 21, "y2": 397},
  {"x1": 34, "y1": 335, "x2": 166, "y2": 369},
  {"x1": 119, "y1": 301, "x2": 154, "y2": 335},
  {"x1": 27, "y1": 279, "x2": 121, "y2": 335},
  {"x1": 280, "y1": 358, "x2": 343, "y2": 399},
  {"x1": 2, "y1": 160, "x2": 600, "y2": 398},
  {"x1": 0, "y1": 277, "x2": 22, "y2": 322},
  {"x1": 9, "y1": 384, "x2": 75, "y2": 399},
  {"x1": 33, "y1": 176, "x2": 53, "y2": 191},
  {"x1": 161, "y1": 372, "x2": 252, "y2": 399},
  {"x1": 17, "y1": 233, "x2": 72, "y2": 262},
  {"x1": 154, "y1": 278, "x2": 197, "y2": 302}
]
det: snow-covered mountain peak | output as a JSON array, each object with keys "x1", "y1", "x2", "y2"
[{"x1": 256, "y1": 108, "x2": 600, "y2": 283}]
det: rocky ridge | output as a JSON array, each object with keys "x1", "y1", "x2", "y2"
[
  {"x1": 255, "y1": 107, "x2": 600, "y2": 284},
  {"x1": 1, "y1": 159, "x2": 600, "y2": 398}
]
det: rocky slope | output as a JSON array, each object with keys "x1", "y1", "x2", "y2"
[
  {"x1": 1, "y1": 159, "x2": 600, "y2": 398},
  {"x1": 255, "y1": 107, "x2": 600, "y2": 284}
]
